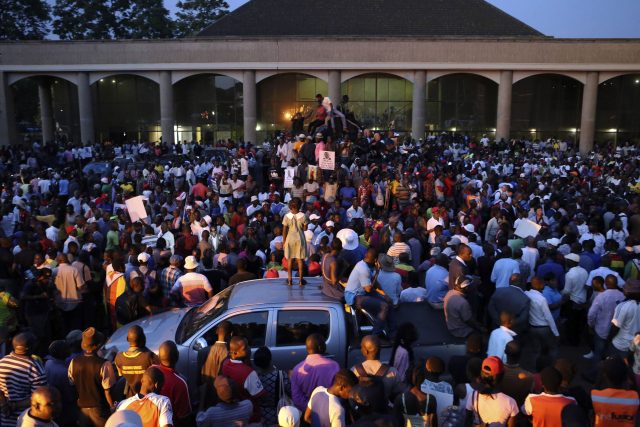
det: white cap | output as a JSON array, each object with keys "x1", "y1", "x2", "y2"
[
  {"x1": 325, "y1": 220, "x2": 335, "y2": 228},
  {"x1": 564, "y1": 253, "x2": 580, "y2": 263},
  {"x1": 203, "y1": 215, "x2": 212, "y2": 225},
  {"x1": 463, "y1": 224, "x2": 475, "y2": 233},
  {"x1": 309, "y1": 214, "x2": 321, "y2": 221},
  {"x1": 250, "y1": 195, "x2": 258, "y2": 202},
  {"x1": 278, "y1": 406, "x2": 301, "y2": 427},
  {"x1": 105, "y1": 410, "x2": 143, "y2": 427},
  {"x1": 137, "y1": 252, "x2": 150, "y2": 263},
  {"x1": 546, "y1": 238, "x2": 561, "y2": 247}
]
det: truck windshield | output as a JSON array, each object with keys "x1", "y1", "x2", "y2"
[{"x1": 175, "y1": 286, "x2": 232, "y2": 344}]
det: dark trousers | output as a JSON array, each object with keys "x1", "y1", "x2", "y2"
[
  {"x1": 564, "y1": 301, "x2": 586, "y2": 346},
  {"x1": 61, "y1": 304, "x2": 83, "y2": 335},
  {"x1": 355, "y1": 293, "x2": 390, "y2": 336},
  {"x1": 78, "y1": 407, "x2": 109, "y2": 427},
  {"x1": 529, "y1": 325, "x2": 558, "y2": 360}
]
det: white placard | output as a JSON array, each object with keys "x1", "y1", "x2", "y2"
[
  {"x1": 514, "y1": 219, "x2": 541, "y2": 239},
  {"x1": 284, "y1": 167, "x2": 296, "y2": 189},
  {"x1": 319, "y1": 150, "x2": 335, "y2": 170},
  {"x1": 125, "y1": 196, "x2": 148, "y2": 223}
]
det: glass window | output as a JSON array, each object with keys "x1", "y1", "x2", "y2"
[
  {"x1": 201, "y1": 311, "x2": 268, "y2": 348},
  {"x1": 341, "y1": 73, "x2": 413, "y2": 131},
  {"x1": 276, "y1": 310, "x2": 330, "y2": 347}
]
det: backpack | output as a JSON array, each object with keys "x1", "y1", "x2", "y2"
[{"x1": 354, "y1": 362, "x2": 390, "y2": 400}]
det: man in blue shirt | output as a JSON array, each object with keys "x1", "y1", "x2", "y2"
[
  {"x1": 491, "y1": 246, "x2": 520, "y2": 289},
  {"x1": 425, "y1": 255, "x2": 450, "y2": 305},
  {"x1": 536, "y1": 249, "x2": 566, "y2": 290}
]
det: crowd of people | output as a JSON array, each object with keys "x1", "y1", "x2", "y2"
[{"x1": 0, "y1": 98, "x2": 640, "y2": 426}]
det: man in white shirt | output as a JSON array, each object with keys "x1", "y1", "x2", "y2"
[
  {"x1": 562, "y1": 253, "x2": 589, "y2": 346},
  {"x1": 526, "y1": 277, "x2": 559, "y2": 359},
  {"x1": 346, "y1": 198, "x2": 364, "y2": 223},
  {"x1": 116, "y1": 367, "x2": 173, "y2": 427},
  {"x1": 304, "y1": 369, "x2": 358, "y2": 427},
  {"x1": 158, "y1": 222, "x2": 175, "y2": 254},
  {"x1": 609, "y1": 279, "x2": 640, "y2": 359},
  {"x1": 487, "y1": 312, "x2": 517, "y2": 362},
  {"x1": 426, "y1": 208, "x2": 444, "y2": 244}
]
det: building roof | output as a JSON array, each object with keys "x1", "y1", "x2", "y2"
[{"x1": 198, "y1": 0, "x2": 544, "y2": 38}]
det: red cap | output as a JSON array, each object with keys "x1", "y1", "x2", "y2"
[
  {"x1": 482, "y1": 356, "x2": 504, "y2": 376},
  {"x1": 65, "y1": 225, "x2": 75, "y2": 234}
]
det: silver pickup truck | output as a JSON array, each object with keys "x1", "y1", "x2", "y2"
[{"x1": 103, "y1": 277, "x2": 465, "y2": 396}]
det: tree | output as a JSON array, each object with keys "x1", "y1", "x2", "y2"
[
  {"x1": 0, "y1": 0, "x2": 50, "y2": 40},
  {"x1": 174, "y1": 0, "x2": 229, "y2": 38},
  {"x1": 119, "y1": 0, "x2": 174, "y2": 39},
  {"x1": 52, "y1": 0, "x2": 117, "y2": 40}
]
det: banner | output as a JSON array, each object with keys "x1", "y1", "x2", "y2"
[
  {"x1": 319, "y1": 150, "x2": 335, "y2": 170},
  {"x1": 125, "y1": 196, "x2": 148, "y2": 223}
]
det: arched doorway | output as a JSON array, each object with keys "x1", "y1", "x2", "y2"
[
  {"x1": 10, "y1": 76, "x2": 79, "y2": 144},
  {"x1": 341, "y1": 73, "x2": 412, "y2": 132},
  {"x1": 511, "y1": 74, "x2": 583, "y2": 141},
  {"x1": 596, "y1": 74, "x2": 640, "y2": 145},
  {"x1": 426, "y1": 73, "x2": 498, "y2": 137},
  {"x1": 91, "y1": 74, "x2": 160, "y2": 144},
  {"x1": 173, "y1": 73, "x2": 243, "y2": 144},
  {"x1": 257, "y1": 73, "x2": 327, "y2": 139}
]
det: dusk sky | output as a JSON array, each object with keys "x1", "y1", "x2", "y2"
[{"x1": 164, "y1": 0, "x2": 640, "y2": 38}]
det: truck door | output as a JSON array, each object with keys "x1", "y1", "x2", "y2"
[{"x1": 269, "y1": 308, "x2": 333, "y2": 371}]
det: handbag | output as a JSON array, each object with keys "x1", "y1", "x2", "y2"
[{"x1": 276, "y1": 370, "x2": 294, "y2": 413}]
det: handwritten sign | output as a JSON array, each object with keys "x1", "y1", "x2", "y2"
[
  {"x1": 284, "y1": 167, "x2": 296, "y2": 188},
  {"x1": 319, "y1": 150, "x2": 335, "y2": 170}
]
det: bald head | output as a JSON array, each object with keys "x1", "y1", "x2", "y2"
[
  {"x1": 360, "y1": 335, "x2": 380, "y2": 360},
  {"x1": 30, "y1": 386, "x2": 60, "y2": 421},
  {"x1": 127, "y1": 325, "x2": 146, "y2": 348},
  {"x1": 229, "y1": 336, "x2": 248, "y2": 361},
  {"x1": 305, "y1": 333, "x2": 326, "y2": 355},
  {"x1": 158, "y1": 341, "x2": 179, "y2": 368}
]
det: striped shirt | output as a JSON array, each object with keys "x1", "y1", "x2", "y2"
[
  {"x1": 171, "y1": 272, "x2": 212, "y2": 307},
  {"x1": 0, "y1": 353, "x2": 47, "y2": 427}
]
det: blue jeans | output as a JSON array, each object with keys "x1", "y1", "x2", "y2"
[
  {"x1": 593, "y1": 334, "x2": 607, "y2": 363},
  {"x1": 355, "y1": 294, "x2": 390, "y2": 336}
]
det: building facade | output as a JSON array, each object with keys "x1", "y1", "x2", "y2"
[{"x1": 1, "y1": 0, "x2": 640, "y2": 152}]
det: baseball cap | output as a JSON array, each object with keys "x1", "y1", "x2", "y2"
[
  {"x1": 137, "y1": 252, "x2": 150, "y2": 263},
  {"x1": 482, "y1": 356, "x2": 504, "y2": 376},
  {"x1": 325, "y1": 220, "x2": 335, "y2": 228},
  {"x1": 309, "y1": 214, "x2": 321, "y2": 221},
  {"x1": 564, "y1": 253, "x2": 580, "y2": 263}
]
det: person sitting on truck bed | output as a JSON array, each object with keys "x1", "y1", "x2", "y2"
[
  {"x1": 351, "y1": 335, "x2": 402, "y2": 403},
  {"x1": 344, "y1": 248, "x2": 392, "y2": 337},
  {"x1": 291, "y1": 333, "x2": 340, "y2": 413}
]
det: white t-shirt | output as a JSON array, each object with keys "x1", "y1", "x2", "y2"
[
  {"x1": 465, "y1": 390, "x2": 519, "y2": 425},
  {"x1": 307, "y1": 386, "x2": 345, "y2": 427},
  {"x1": 611, "y1": 300, "x2": 640, "y2": 351},
  {"x1": 117, "y1": 393, "x2": 173, "y2": 427}
]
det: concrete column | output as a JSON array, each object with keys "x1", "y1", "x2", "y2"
[
  {"x1": 0, "y1": 72, "x2": 17, "y2": 145},
  {"x1": 38, "y1": 78, "x2": 55, "y2": 144},
  {"x1": 77, "y1": 72, "x2": 94, "y2": 145},
  {"x1": 243, "y1": 70, "x2": 257, "y2": 144},
  {"x1": 579, "y1": 71, "x2": 599, "y2": 154},
  {"x1": 496, "y1": 70, "x2": 513, "y2": 142},
  {"x1": 412, "y1": 70, "x2": 426, "y2": 140},
  {"x1": 160, "y1": 71, "x2": 174, "y2": 145},
  {"x1": 328, "y1": 70, "x2": 341, "y2": 107}
]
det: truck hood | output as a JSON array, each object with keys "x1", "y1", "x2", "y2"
[{"x1": 102, "y1": 308, "x2": 187, "y2": 358}]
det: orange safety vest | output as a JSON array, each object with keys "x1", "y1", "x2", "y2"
[
  {"x1": 529, "y1": 394, "x2": 575, "y2": 427},
  {"x1": 592, "y1": 388, "x2": 640, "y2": 427}
]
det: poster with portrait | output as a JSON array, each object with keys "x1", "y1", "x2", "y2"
[
  {"x1": 284, "y1": 166, "x2": 296, "y2": 188},
  {"x1": 319, "y1": 150, "x2": 335, "y2": 170}
]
